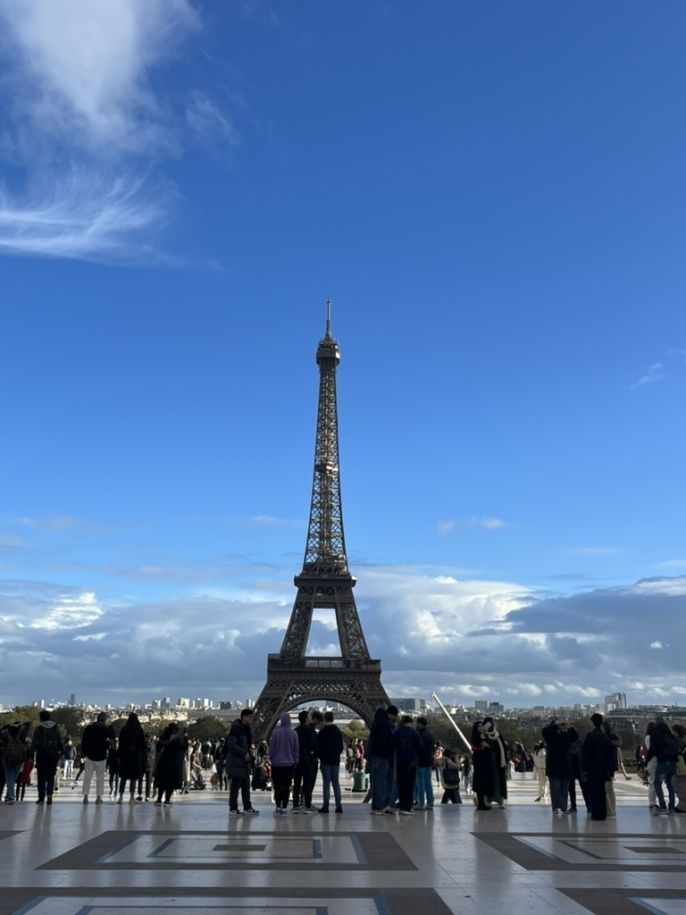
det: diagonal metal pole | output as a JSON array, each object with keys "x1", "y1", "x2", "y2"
[{"x1": 431, "y1": 691, "x2": 472, "y2": 752}]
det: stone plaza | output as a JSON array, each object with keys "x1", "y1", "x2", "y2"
[{"x1": 0, "y1": 771, "x2": 682, "y2": 914}]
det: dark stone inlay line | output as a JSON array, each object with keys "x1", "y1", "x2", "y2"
[
  {"x1": 38, "y1": 829, "x2": 417, "y2": 872},
  {"x1": 473, "y1": 832, "x2": 686, "y2": 873},
  {"x1": 213, "y1": 844, "x2": 269, "y2": 852},
  {"x1": 625, "y1": 846, "x2": 685, "y2": 854},
  {"x1": 561, "y1": 888, "x2": 686, "y2": 915},
  {"x1": 0, "y1": 886, "x2": 450, "y2": 915}
]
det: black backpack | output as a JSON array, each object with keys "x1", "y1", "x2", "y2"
[{"x1": 37, "y1": 725, "x2": 62, "y2": 762}]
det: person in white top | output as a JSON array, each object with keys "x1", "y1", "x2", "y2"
[{"x1": 533, "y1": 740, "x2": 547, "y2": 802}]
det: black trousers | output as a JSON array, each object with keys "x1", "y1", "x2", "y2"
[
  {"x1": 586, "y1": 775, "x2": 607, "y2": 820},
  {"x1": 229, "y1": 775, "x2": 252, "y2": 811},
  {"x1": 272, "y1": 765, "x2": 295, "y2": 809},
  {"x1": 397, "y1": 763, "x2": 416, "y2": 812},
  {"x1": 36, "y1": 762, "x2": 57, "y2": 800},
  {"x1": 292, "y1": 761, "x2": 314, "y2": 807}
]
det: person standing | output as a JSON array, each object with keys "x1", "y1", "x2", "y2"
[
  {"x1": 31, "y1": 710, "x2": 64, "y2": 805},
  {"x1": 672, "y1": 724, "x2": 686, "y2": 813},
  {"x1": 0, "y1": 721, "x2": 31, "y2": 804},
  {"x1": 532, "y1": 741, "x2": 547, "y2": 802},
  {"x1": 482, "y1": 717, "x2": 508, "y2": 809},
  {"x1": 316, "y1": 711, "x2": 344, "y2": 814},
  {"x1": 293, "y1": 710, "x2": 318, "y2": 813},
  {"x1": 647, "y1": 719, "x2": 679, "y2": 815},
  {"x1": 601, "y1": 721, "x2": 620, "y2": 818},
  {"x1": 470, "y1": 721, "x2": 495, "y2": 811},
  {"x1": 226, "y1": 709, "x2": 260, "y2": 815},
  {"x1": 117, "y1": 713, "x2": 146, "y2": 804},
  {"x1": 415, "y1": 717, "x2": 435, "y2": 810},
  {"x1": 392, "y1": 716, "x2": 422, "y2": 816},
  {"x1": 62, "y1": 739, "x2": 77, "y2": 781},
  {"x1": 581, "y1": 713, "x2": 615, "y2": 821},
  {"x1": 368, "y1": 705, "x2": 398, "y2": 815},
  {"x1": 154, "y1": 723, "x2": 188, "y2": 806},
  {"x1": 268, "y1": 713, "x2": 300, "y2": 814},
  {"x1": 541, "y1": 718, "x2": 579, "y2": 814},
  {"x1": 81, "y1": 712, "x2": 116, "y2": 805}
]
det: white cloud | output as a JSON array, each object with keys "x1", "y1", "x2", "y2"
[
  {"x1": 186, "y1": 91, "x2": 239, "y2": 155},
  {"x1": 631, "y1": 361, "x2": 665, "y2": 390},
  {"x1": 0, "y1": 0, "x2": 205, "y2": 262},
  {"x1": 2, "y1": 569, "x2": 686, "y2": 708},
  {"x1": 437, "y1": 516, "x2": 510, "y2": 533},
  {"x1": 565, "y1": 546, "x2": 620, "y2": 557}
]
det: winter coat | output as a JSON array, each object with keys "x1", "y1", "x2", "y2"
[
  {"x1": 541, "y1": 723, "x2": 579, "y2": 779},
  {"x1": 646, "y1": 722, "x2": 680, "y2": 764},
  {"x1": 367, "y1": 708, "x2": 395, "y2": 759},
  {"x1": 295, "y1": 723, "x2": 318, "y2": 768},
  {"x1": 31, "y1": 720, "x2": 64, "y2": 767},
  {"x1": 226, "y1": 719, "x2": 253, "y2": 778},
  {"x1": 416, "y1": 728, "x2": 435, "y2": 768},
  {"x1": 118, "y1": 721, "x2": 147, "y2": 780},
  {"x1": 392, "y1": 724, "x2": 422, "y2": 768},
  {"x1": 581, "y1": 728, "x2": 616, "y2": 782},
  {"x1": 155, "y1": 731, "x2": 188, "y2": 791},
  {"x1": 82, "y1": 721, "x2": 116, "y2": 761}
]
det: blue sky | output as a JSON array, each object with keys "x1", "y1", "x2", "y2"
[{"x1": 0, "y1": 0, "x2": 685, "y2": 709}]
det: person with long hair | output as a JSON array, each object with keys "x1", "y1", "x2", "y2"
[
  {"x1": 117, "y1": 713, "x2": 146, "y2": 804},
  {"x1": 470, "y1": 721, "x2": 494, "y2": 811},
  {"x1": 154, "y1": 723, "x2": 188, "y2": 806}
]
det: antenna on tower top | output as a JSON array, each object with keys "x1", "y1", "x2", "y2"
[{"x1": 325, "y1": 298, "x2": 332, "y2": 336}]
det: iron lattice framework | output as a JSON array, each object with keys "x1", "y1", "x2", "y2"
[{"x1": 252, "y1": 306, "x2": 389, "y2": 738}]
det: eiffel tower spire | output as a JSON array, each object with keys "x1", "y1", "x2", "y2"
[{"x1": 251, "y1": 306, "x2": 389, "y2": 736}]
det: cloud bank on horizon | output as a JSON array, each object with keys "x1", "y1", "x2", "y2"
[{"x1": 1, "y1": 549, "x2": 684, "y2": 708}]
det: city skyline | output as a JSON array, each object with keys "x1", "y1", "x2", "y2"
[{"x1": 0, "y1": 2, "x2": 685, "y2": 708}]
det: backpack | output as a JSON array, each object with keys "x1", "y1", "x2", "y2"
[
  {"x1": 4, "y1": 735, "x2": 25, "y2": 767},
  {"x1": 37, "y1": 725, "x2": 62, "y2": 762}
]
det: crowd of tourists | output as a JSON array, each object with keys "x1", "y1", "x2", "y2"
[{"x1": 1, "y1": 706, "x2": 684, "y2": 821}]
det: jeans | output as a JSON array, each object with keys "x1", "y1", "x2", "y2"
[
  {"x1": 320, "y1": 764, "x2": 341, "y2": 809},
  {"x1": 63, "y1": 759, "x2": 74, "y2": 779},
  {"x1": 549, "y1": 776, "x2": 569, "y2": 812},
  {"x1": 655, "y1": 760, "x2": 677, "y2": 810},
  {"x1": 3, "y1": 762, "x2": 21, "y2": 801},
  {"x1": 83, "y1": 758, "x2": 106, "y2": 798},
  {"x1": 415, "y1": 765, "x2": 434, "y2": 807},
  {"x1": 370, "y1": 756, "x2": 394, "y2": 811}
]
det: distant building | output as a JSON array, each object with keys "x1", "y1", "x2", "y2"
[
  {"x1": 605, "y1": 693, "x2": 627, "y2": 714},
  {"x1": 391, "y1": 698, "x2": 425, "y2": 712},
  {"x1": 474, "y1": 700, "x2": 488, "y2": 714},
  {"x1": 488, "y1": 701, "x2": 504, "y2": 717}
]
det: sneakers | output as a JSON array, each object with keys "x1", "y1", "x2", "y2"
[
  {"x1": 415, "y1": 805, "x2": 426, "y2": 810},
  {"x1": 244, "y1": 808, "x2": 260, "y2": 815},
  {"x1": 370, "y1": 809, "x2": 385, "y2": 816},
  {"x1": 46, "y1": 797, "x2": 53, "y2": 806},
  {"x1": 229, "y1": 809, "x2": 244, "y2": 816},
  {"x1": 95, "y1": 796, "x2": 103, "y2": 805},
  {"x1": 292, "y1": 806, "x2": 304, "y2": 814},
  {"x1": 399, "y1": 809, "x2": 414, "y2": 816},
  {"x1": 384, "y1": 807, "x2": 396, "y2": 815}
]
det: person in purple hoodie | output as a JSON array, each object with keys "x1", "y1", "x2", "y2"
[{"x1": 268, "y1": 713, "x2": 300, "y2": 814}]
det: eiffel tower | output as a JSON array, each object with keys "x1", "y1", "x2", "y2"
[{"x1": 251, "y1": 304, "x2": 389, "y2": 738}]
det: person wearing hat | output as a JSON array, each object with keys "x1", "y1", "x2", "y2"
[{"x1": 81, "y1": 712, "x2": 116, "y2": 804}]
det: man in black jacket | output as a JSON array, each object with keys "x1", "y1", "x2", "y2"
[
  {"x1": 541, "y1": 718, "x2": 579, "y2": 814},
  {"x1": 368, "y1": 704, "x2": 398, "y2": 815},
  {"x1": 292, "y1": 710, "x2": 318, "y2": 813},
  {"x1": 31, "y1": 710, "x2": 64, "y2": 805},
  {"x1": 226, "y1": 709, "x2": 259, "y2": 815},
  {"x1": 581, "y1": 713, "x2": 615, "y2": 821},
  {"x1": 80, "y1": 711, "x2": 115, "y2": 805},
  {"x1": 316, "y1": 712, "x2": 344, "y2": 814}
]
